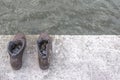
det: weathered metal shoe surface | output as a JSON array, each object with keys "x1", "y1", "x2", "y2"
[{"x1": 7, "y1": 33, "x2": 26, "y2": 70}]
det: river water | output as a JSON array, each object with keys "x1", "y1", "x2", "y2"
[{"x1": 0, "y1": 0, "x2": 120, "y2": 35}]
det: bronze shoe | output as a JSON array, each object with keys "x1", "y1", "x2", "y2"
[
  {"x1": 7, "y1": 33, "x2": 26, "y2": 70},
  {"x1": 37, "y1": 33, "x2": 52, "y2": 70}
]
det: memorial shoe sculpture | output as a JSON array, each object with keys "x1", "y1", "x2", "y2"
[
  {"x1": 7, "y1": 33, "x2": 26, "y2": 70},
  {"x1": 37, "y1": 33, "x2": 52, "y2": 70}
]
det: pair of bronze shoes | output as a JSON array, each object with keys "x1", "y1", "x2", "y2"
[{"x1": 7, "y1": 33, "x2": 52, "y2": 70}]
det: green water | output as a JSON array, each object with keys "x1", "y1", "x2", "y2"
[{"x1": 0, "y1": 0, "x2": 120, "y2": 35}]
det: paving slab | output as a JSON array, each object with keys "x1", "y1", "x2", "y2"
[{"x1": 0, "y1": 35, "x2": 120, "y2": 80}]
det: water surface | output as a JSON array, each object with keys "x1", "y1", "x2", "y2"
[{"x1": 0, "y1": 0, "x2": 120, "y2": 35}]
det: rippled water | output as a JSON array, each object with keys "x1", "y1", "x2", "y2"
[{"x1": 0, "y1": 0, "x2": 120, "y2": 35}]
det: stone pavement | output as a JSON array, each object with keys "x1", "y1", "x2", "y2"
[{"x1": 0, "y1": 35, "x2": 120, "y2": 80}]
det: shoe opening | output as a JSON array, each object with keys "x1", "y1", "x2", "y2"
[
  {"x1": 8, "y1": 41, "x2": 22, "y2": 55},
  {"x1": 38, "y1": 40, "x2": 48, "y2": 58}
]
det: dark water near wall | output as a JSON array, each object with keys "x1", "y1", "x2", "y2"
[{"x1": 0, "y1": 0, "x2": 120, "y2": 35}]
